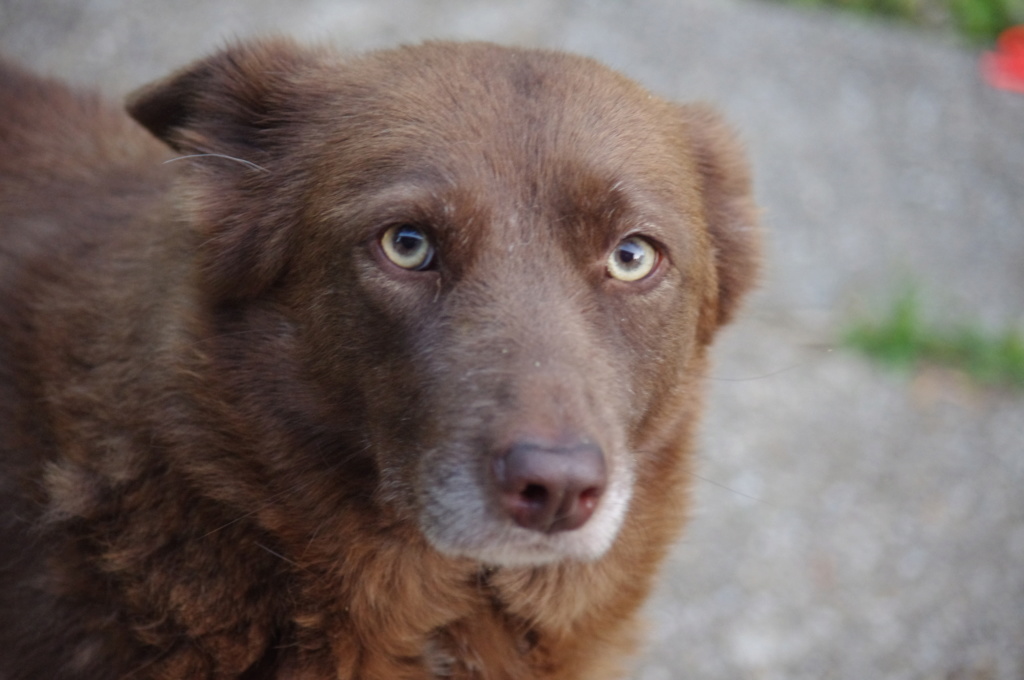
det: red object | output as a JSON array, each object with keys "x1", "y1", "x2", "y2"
[{"x1": 982, "y1": 25, "x2": 1024, "y2": 93}]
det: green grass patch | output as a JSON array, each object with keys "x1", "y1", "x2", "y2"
[
  {"x1": 951, "y1": 0, "x2": 1024, "y2": 40},
  {"x1": 760, "y1": 0, "x2": 1024, "y2": 43},
  {"x1": 843, "y1": 289, "x2": 1024, "y2": 388}
]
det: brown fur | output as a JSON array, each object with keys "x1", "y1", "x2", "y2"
[{"x1": 0, "y1": 39, "x2": 759, "y2": 679}]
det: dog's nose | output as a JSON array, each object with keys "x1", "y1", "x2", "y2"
[{"x1": 493, "y1": 440, "x2": 607, "y2": 533}]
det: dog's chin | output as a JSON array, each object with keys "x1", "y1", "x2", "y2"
[
  {"x1": 421, "y1": 479, "x2": 633, "y2": 568},
  {"x1": 441, "y1": 526, "x2": 617, "y2": 568}
]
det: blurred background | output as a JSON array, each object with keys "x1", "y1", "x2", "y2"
[{"x1": 2, "y1": 0, "x2": 1022, "y2": 677}]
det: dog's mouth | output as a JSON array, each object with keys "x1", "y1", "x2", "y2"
[{"x1": 460, "y1": 494, "x2": 633, "y2": 568}]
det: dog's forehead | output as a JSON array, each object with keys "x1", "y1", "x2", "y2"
[
  {"x1": 314, "y1": 44, "x2": 699, "y2": 233},
  {"x1": 327, "y1": 43, "x2": 685, "y2": 174}
]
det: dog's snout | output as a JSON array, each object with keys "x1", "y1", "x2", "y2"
[{"x1": 493, "y1": 440, "x2": 607, "y2": 533}]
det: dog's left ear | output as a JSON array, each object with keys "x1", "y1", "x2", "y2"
[{"x1": 678, "y1": 104, "x2": 761, "y2": 335}]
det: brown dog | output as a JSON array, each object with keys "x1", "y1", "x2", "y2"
[{"x1": 0, "y1": 39, "x2": 759, "y2": 679}]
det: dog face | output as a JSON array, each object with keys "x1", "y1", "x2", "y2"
[{"x1": 128, "y1": 40, "x2": 758, "y2": 567}]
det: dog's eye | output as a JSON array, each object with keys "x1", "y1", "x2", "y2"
[
  {"x1": 380, "y1": 224, "x2": 435, "y2": 271},
  {"x1": 607, "y1": 236, "x2": 658, "y2": 282}
]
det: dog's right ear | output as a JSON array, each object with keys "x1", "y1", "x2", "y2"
[
  {"x1": 127, "y1": 38, "x2": 320, "y2": 160},
  {"x1": 127, "y1": 40, "x2": 326, "y2": 303}
]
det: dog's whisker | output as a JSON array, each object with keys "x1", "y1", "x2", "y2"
[
  {"x1": 706, "y1": 363, "x2": 804, "y2": 382},
  {"x1": 200, "y1": 463, "x2": 344, "y2": 539},
  {"x1": 707, "y1": 348, "x2": 835, "y2": 382},
  {"x1": 163, "y1": 153, "x2": 268, "y2": 172},
  {"x1": 687, "y1": 470, "x2": 777, "y2": 508},
  {"x1": 254, "y1": 541, "x2": 303, "y2": 569}
]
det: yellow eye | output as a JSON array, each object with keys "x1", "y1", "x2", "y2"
[
  {"x1": 381, "y1": 225, "x2": 435, "y2": 270},
  {"x1": 607, "y1": 236, "x2": 658, "y2": 282}
]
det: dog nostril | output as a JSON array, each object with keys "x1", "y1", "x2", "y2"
[
  {"x1": 521, "y1": 484, "x2": 548, "y2": 504},
  {"x1": 579, "y1": 486, "x2": 601, "y2": 510},
  {"x1": 494, "y1": 440, "x2": 607, "y2": 534}
]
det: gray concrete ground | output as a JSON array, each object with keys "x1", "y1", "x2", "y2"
[{"x1": 2, "y1": 0, "x2": 1022, "y2": 678}]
